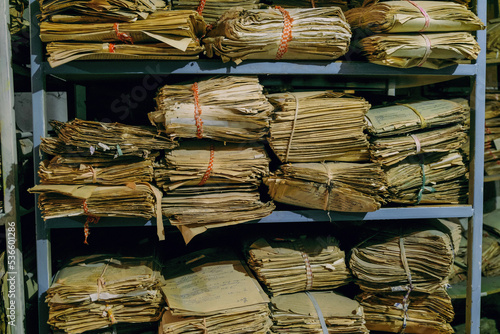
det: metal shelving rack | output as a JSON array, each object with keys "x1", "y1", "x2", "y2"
[
  {"x1": 1, "y1": 0, "x2": 26, "y2": 331},
  {"x1": 29, "y1": 2, "x2": 486, "y2": 334}
]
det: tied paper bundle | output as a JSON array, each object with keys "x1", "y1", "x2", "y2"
[
  {"x1": 264, "y1": 162, "x2": 388, "y2": 212},
  {"x1": 39, "y1": 0, "x2": 167, "y2": 23},
  {"x1": 365, "y1": 99, "x2": 468, "y2": 137},
  {"x1": 358, "y1": 32, "x2": 480, "y2": 69},
  {"x1": 246, "y1": 236, "x2": 351, "y2": 296},
  {"x1": 202, "y1": 7, "x2": 351, "y2": 63},
  {"x1": 159, "y1": 248, "x2": 272, "y2": 334},
  {"x1": 267, "y1": 91, "x2": 371, "y2": 163},
  {"x1": 349, "y1": 219, "x2": 460, "y2": 294},
  {"x1": 386, "y1": 152, "x2": 469, "y2": 205},
  {"x1": 271, "y1": 0, "x2": 348, "y2": 10},
  {"x1": 482, "y1": 235, "x2": 500, "y2": 277},
  {"x1": 38, "y1": 158, "x2": 154, "y2": 185},
  {"x1": 28, "y1": 182, "x2": 165, "y2": 241},
  {"x1": 50, "y1": 119, "x2": 177, "y2": 158},
  {"x1": 370, "y1": 124, "x2": 468, "y2": 166},
  {"x1": 149, "y1": 76, "x2": 273, "y2": 142},
  {"x1": 486, "y1": 18, "x2": 500, "y2": 61},
  {"x1": 345, "y1": 1, "x2": 484, "y2": 33},
  {"x1": 357, "y1": 288, "x2": 454, "y2": 334},
  {"x1": 41, "y1": 10, "x2": 206, "y2": 67},
  {"x1": 271, "y1": 291, "x2": 369, "y2": 334},
  {"x1": 484, "y1": 93, "x2": 500, "y2": 175},
  {"x1": 154, "y1": 141, "x2": 269, "y2": 191},
  {"x1": 172, "y1": 0, "x2": 264, "y2": 24},
  {"x1": 46, "y1": 255, "x2": 163, "y2": 334}
]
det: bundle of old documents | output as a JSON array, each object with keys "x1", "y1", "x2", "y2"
[
  {"x1": 41, "y1": 10, "x2": 206, "y2": 67},
  {"x1": 385, "y1": 151, "x2": 469, "y2": 205},
  {"x1": 358, "y1": 32, "x2": 480, "y2": 69},
  {"x1": 265, "y1": 162, "x2": 387, "y2": 212},
  {"x1": 270, "y1": 291, "x2": 369, "y2": 333},
  {"x1": 246, "y1": 236, "x2": 351, "y2": 296},
  {"x1": 349, "y1": 220, "x2": 459, "y2": 294},
  {"x1": 345, "y1": 1, "x2": 484, "y2": 33},
  {"x1": 171, "y1": 0, "x2": 264, "y2": 24},
  {"x1": 46, "y1": 255, "x2": 163, "y2": 334},
  {"x1": 154, "y1": 141, "x2": 269, "y2": 191},
  {"x1": 267, "y1": 91, "x2": 371, "y2": 163},
  {"x1": 487, "y1": 18, "x2": 500, "y2": 61},
  {"x1": 357, "y1": 288, "x2": 454, "y2": 334},
  {"x1": 159, "y1": 248, "x2": 272, "y2": 334},
  {"x1": 484, "y1": 93, "x2": 500, "y2": 175},
  {"x1": 49, "y1": 119, "x2": 177, "y2": 158},
  {"x1": 149, "y1": 76, "x2": 273, "y2": 142},
  {"x1": 202, "y1": 7, "x2": 351, "y2": 63},
  {"x1": 365, "y1": 99, "x2": 469, "y2": 137},
  {"x1": 39, "y1": 0, "x2": 167, "y2": 22}
]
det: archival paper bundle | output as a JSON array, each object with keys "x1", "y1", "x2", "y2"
[
  {"x1": 203, "y1": 7, "x2": 351, "y2": 63},
  {"x1": 171, "y1": 0, "x2": 264, "y2": 24},
  {"x1": 149, "y1": 76, "x2": 273, "y2": 142},
  {"x1": 264, "y1": 162, "x2": 387, "y2": 212},
  {"x1": 267, "y1": 91, "x2": 371, "y2": 163},
  {"x1": 46, "y1": 255, "x2": 163, "y2": 334},
  {"x1": 246, "y1": 236, "x2": 351, "y2": 296}
]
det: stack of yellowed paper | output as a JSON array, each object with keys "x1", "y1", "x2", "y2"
[
  {"x1": 265, "y1": 162, "x2": 387, "y2": 212},
  {"x1": 386, "y1": 152, "x2": 469, "y2": 205},
  {"x1": 365, "y1": 98, "x2": 469, "y2": 166},
  {"x1": 358, "y1": 32, "x2": 480, "y2": 69},
  {"x1": 40, "y1": 10, "x2": 206, "y2": 67},
  {"x1": 46, "y1": 255, "x2": 163, "y2": 334},
  {"x1": 246, "y1": 236, "x2": 351, "y2": 296},
  {"x1": 38, "y1": 157, "x2": 154, "y2": 185},
  {"x1": 357, "y1": 288, "x2": 454, "y2": 334},
  {"x1": 39, "y1": 0, "x2": 168, "y2": 23},
  {"x1": 159, "y1": 248, "x2": 272, "y2": 334},
  {"x1": 350, "y1": 219, "x2": 460, "y2": 333},
  {"x1": 50, "y1": 119, "x2": 177, "y2": 158},
  {"x1": 10, "y1": 0, "x2": 29, "y2": 35},
  {"x1": 345, "y1": 1, "x2": 484, "y2": 68},
  {"x1": 272, "y1": 0, "x2": 348, "y2": 9},
  {"x1": 484, "y1": 93, "x2": 500, "y2": 175},
  {"x1": 156, "y1": 140, "x2": 274, "y2": 243},
  {"x1": 149, "y1": 76, "x2": 273, "y2": 142},
  {"x1": 202, "y1": 7, "x2": 351, "y2": 63},
  {"x1": 171, "y1": 0, "x2": 264, "y2": 24},
  {"x1": 345, "y1": 1, "x2": 484, "y2": 34},
  {"x1": 267, "y1": 91, "x2": 371, "y2": 163},
  {"x1": 154, "y1": 141, "x2": 269, "y2": 191},
  {"x1": 271, "y1": 291, "x2": 369, "y2": 333},
  {"x1": 482, "y1": 236, "x2": 500, "y2": 277},
  {"x1": 486, "y1": 18, "x2": 500, "y2": 61},
  {"x1": 350, "y1": 219, "x2": 459, "y2": 293}
]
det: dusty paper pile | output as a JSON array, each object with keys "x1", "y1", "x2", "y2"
[
  {"x1": 349, "y1": 219, "x2": 460, "y2": 333},
  {"x1": 271, "y1": 291, "x2": 369, "y2": 333},
  {"x1": 267, "y1": 91, "x2": 371, "y2": 163},
  {"x1": 159, "y1": 248, "x2": 272, "y2": 334},
  {"x1": 49, "y1": 119, "x2": 177, "y2": 158},
  {"x1": 41, "y1": 10, "x2": 206, "y2": 67},
  {"x1": 357, "y1": 288, "x2": 454, "y2": 334},
  {"x1": 202, "y1": 7, "x2": 351, "y2": 63},
  {"x1": 38, "y1": 0, "x2": 167, "y2": 22},
  {"x1": 171, "y1": 0, "x2": 264, "y2": 24},
  {"x1": 271, "y1": 0, "x2": 348, "y2": 10},
  {"x1": 365, "y1": 98, "x2": 469, "y2": 167},
  {"x1": 386, "y1": 151, "x2": 469, "y2": 205},
  {"x1": 149, "y1": 76, "x2": 273, "y2": 142},
  {"x1": 265, "y1": 162, "x2": 388, "y2": 212},
  {"x1": 358, "y1": 32, "x2": 480, "y2": 69},
  {"x1": 158, "y1": 141, "x2": 274, "y2": 243},
  {"x1": 46, "y1": 255, "x2": 163, "y2": 334},
  {"x1": 484, "y1": 93, "x2": 500, "y2": 175},
  {"x1": 345, "y1": 1, "x2": 484, "y2": 33},
  {"x1": 246, "y1": 236, "x2": 351, "y2": 296},
  {"x1": 487, "y1": 18, "x2": 500, "y2": 61}
]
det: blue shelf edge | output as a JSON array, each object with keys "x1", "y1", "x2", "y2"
[
  {"x1": 42, "y1": 60, "x2": 478, "y2": 77},
  {"x1": 43, "y1": 205, "x2": 474, "y2": 229}
]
